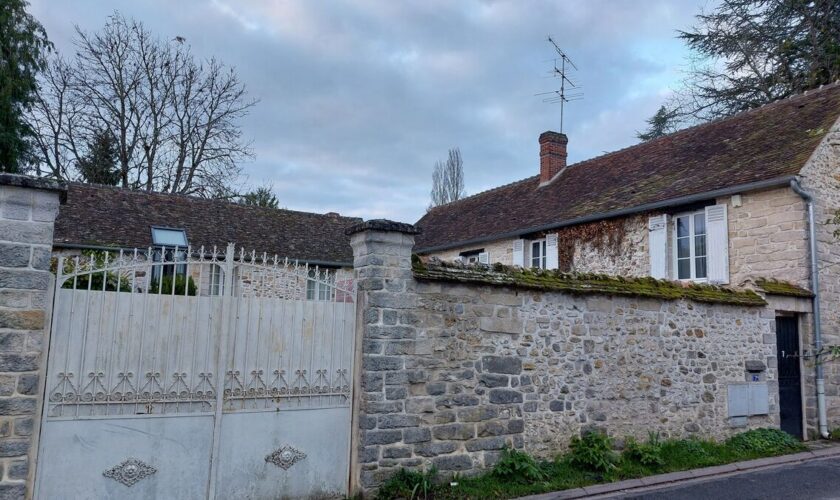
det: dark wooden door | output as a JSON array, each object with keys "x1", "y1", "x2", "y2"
[{"x1": 776, "y1": 316, "x2": 803, "y2": 438}]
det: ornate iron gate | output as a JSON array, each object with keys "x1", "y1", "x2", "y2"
[{"x1": 35, "y1": 244, "x2": 356, "y2": 499}]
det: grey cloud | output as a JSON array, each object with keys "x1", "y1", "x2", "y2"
[{"x1": 30, "y1": 0, "x2": 711, "y2": 221}]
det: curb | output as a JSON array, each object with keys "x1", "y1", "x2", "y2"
[{"x1": 518, "y1": 446, "x2": 840, "y2": 500}]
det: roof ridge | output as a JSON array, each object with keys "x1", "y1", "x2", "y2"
[
  {"x1": 425, "y1": 174, "x2": 539, "y2": 214},
  {"x1": 69, "y1": 182, "x2": 361, "y2": 221},
  {"x1": 565, "y1": 81, "x2": 840, "y2": 170},
  {"x1": 422, "y1": 81, "x2": 840, "y2": 220}
]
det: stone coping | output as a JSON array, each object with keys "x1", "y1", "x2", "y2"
[
  {"x1": 346, "y1": 218, "x2": 422, "y2": 236},
  {"x1": 0, "y1": 173, "x2": 68, "y2": 202},
  {"x1": 754, "y1": 278, "x2": 814, "y2": 298},
  {"x1": 518, "y1": 444, "x2": 840, "y2": 500},
  {"x1": 412, "y1": 259, "x2": 768, "y2": 307}
]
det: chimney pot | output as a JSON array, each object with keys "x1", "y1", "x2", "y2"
[{"x1": 539, "y1": 131, "x2": 568, "y2": 185}]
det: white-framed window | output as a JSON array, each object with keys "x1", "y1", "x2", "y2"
[
  {"x1": 530, "y1": 239, "x2": 547, "y2": 269},
  {"x1": 209, "y1": 264, "x2": 224, "y2": 296},
  {"x1": 673, "y1": 211, "x2": 707, "y2": 281},
  {"x1": 150, "y1": 227, "x2": 189, "y2": 283},
  {"x1": 459, "y1": 249, "x2": 489, "y2": 265},
  {"x1": 307, "y1": 269, "x2": 336, "y2": 301}
]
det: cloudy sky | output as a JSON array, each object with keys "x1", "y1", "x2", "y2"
[{"x1": 29, "y1": 0, "x2": 715, "y2": 222}]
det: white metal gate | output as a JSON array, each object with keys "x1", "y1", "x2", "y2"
[{"x1": 35, "y1": 244, "x2": 356, "y2": 499}]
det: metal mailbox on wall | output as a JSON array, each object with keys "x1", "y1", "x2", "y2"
[{"x1": 727, "y1": 382, "x2": 770, "y2": 418}]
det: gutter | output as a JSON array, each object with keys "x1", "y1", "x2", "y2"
[
  {"x1": 417, "y1": 175, "x2": 796, "y2": 254},
  {"x1": 53, "y1": 243, "x2": 354, "y2": 269},
  {"x1": 790, "y1": 178, "x2": 829, "y2": 439}
]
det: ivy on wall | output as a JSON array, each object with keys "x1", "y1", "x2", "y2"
[{"x1": 548, "y1": 218, "x2": 634, "y2": 271}]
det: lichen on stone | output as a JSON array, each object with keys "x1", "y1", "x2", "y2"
[{"x1": 413, "y1": 257, "x2": 767, "y2": 306}]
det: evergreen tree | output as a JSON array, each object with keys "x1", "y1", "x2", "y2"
[
  {"x1": 240, "y1": 186, "x2": 279, "y2": 208},
  {"x1": 644, "y1": 0, "x2": 840, "y2": 136},
  {"x1": 637, "y1": 105, "x2": 681, "y2": 141},
  {"x1": 0, "y1": 0, "x2": 51, "y2": 172},
  {"x1": 77, "y1": 129, "x2": 120, "y2": 185}
]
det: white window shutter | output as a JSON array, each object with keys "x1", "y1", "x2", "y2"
[
  {"x1": 705, "y1": 204, "x2": 730, "y2": 284},
  {"x1": 513, "y1": 239, "x2": 525, "y2": 267},
  {"x1": 478, "y1": 252, "x2": 489, "y2": 265},
  {"x1": 545, "y1": 233, "x2": 559, "y2": 270},
  {"x1": 648, "y1": 215, "x2": 668, "y2": 279}
]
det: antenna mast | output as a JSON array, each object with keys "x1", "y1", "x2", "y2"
[{"x1": 536, "y1": 36, "x2": 583, "y2": 133}]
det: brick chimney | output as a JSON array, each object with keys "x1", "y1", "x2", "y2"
[{"x1": 539, "y1": 131, "x2": 568, "y2": 185}]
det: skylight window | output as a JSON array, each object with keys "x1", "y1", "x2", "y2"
[{"x1": 151, "y1": 227, "x2": 188, "y2": 247}]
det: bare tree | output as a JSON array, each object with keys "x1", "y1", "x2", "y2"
[
  {"x1": 429, "y1": 147, "x2": 465, "y2": 209},
  {"x1": 28, "y1": 56, "x2": 81, "y2": 179},
  {"x1": 27, "y1": 12, "x2": 256, "y2": 196}
]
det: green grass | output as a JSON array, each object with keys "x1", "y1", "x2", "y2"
[{"x1": 375, "y1": 429, "x2": 806, "y2": 499}]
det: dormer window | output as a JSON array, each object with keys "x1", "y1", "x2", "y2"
[{"x1": 150, "y1": 227, "x2": 189, "y2": 285}]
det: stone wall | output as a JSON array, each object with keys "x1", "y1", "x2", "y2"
[
  {"x1": 350, "y1": 222, "x2": 778, "y2": 492},
  {"x1": 0, "y1": 176, "x2": 64, "y2": 499},
  {"x1": 722, "y1": 187, "x2": 810, "y2": 288},
  {"x1": 570, "y1": 215, "x2": 649, "y2": 277},
  {"x1": 799, "y1": 116, "x2": 840, "y2": 433}
]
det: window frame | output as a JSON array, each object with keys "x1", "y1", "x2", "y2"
[
  {"x1": 148, "y1": 227, "x2": 190, "y2": 284},
  {"x1": 672, "y1": 210, "x2": 708, "y2": 282},
  {"x1": 150, "y1": 226, "x2": 189, "y2": 247},
  {"x1": 530, "y1": 239, "x2": 547, "y2": 269},
  {"x1": 459, "y1": 249, "x2": 485, "y2": 265},
  {"x1": 306, "y1": 268, "x2": 336, "y2": 301}
]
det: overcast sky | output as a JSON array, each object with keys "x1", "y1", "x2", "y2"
[{"x1": 30, "y1": 0, "x2": 715, "y2": 222}]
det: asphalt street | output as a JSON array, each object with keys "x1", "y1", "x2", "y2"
[{"x1": 608, "y1": 457, "x2": 840, "y2": 500}]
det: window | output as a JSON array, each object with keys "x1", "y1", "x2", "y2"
[
  {"x1": 459, "y1": 249, "x2": 485, "y2": 265},
  {"x1": 530, "y1": 239, "x2": 547, "y2": 269},
  {"x1": 674, "y1": 211, "x2": 707, "y2": 281},
  {"x1": 307, "y1": 269, "x2": 335, "y2": 301},
  {"x1": 209, "y1": 264, "x2": 224, "y2": 296},
  {"x1": 151, "y1": 227, "x2": 188, "y2": 247},
  {"x1": 150, "y1": 227, "x2": 188, "y2": 283}
]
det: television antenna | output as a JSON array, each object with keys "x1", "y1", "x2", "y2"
[{"x1": 535, "y1": 36, "x2": 583, "y2": 133}]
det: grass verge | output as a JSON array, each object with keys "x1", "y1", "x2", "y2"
[{"x1": 374, "y1": 428, "x2": 806, "y2": 499}]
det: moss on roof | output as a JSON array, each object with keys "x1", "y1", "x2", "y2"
[
  {"x1": 755, "y1": 278, "x2": 814, "y2": 298},
  {"x1": 412, "y1": 257, "x2": 767, "y2": 307}
]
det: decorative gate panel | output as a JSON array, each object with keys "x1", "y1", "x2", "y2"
[{"x1": 35, "y1": 245, "x2": 356, "y2": 499}]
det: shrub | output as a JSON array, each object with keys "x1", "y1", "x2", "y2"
[
  {"x1": 492, "y1": 447, "x2": 548, "y2": 483},
  {"x1": 725, "y1": 428, "x2": 804, "y2": 455},
  {"x1": 149, "y1": 274, "x2": 197, "y2": 296},
  {"x1": 376, "y1": 468, "x2": 438, "y2": 500},
  {"x1": 623, "y1": 432, "x2": 665, "y2": 467},
  {"x1": 569, "y1": 431, "x2": 617, "y2": 472}
]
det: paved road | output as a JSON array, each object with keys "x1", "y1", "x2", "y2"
[{"x1": 607, "y1": 457, "x2": 840, "y2": 500}]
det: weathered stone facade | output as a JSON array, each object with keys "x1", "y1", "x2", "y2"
[
  {"x1": 0, "y1": 177, "x2": 64, "y2": 499},
  {"x1": 799, "y1": 116, "x2": 840, "y2": 433},
  {"x1": 351, "y1": 223, "x2": 778, "y2": 492},
  {"x1": 423, "y1": 159, "x2": 840, "y2": 439},
  {"x1": 723, "y1": 187, "x2": 810, "y2": 288}
]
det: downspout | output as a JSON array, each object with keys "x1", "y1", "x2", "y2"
[{"x1": 790, "y1": 178, "x2": 829, "y2": 439}]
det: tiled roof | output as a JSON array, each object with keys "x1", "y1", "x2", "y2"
[
  {"x1": 54, "y1": 183, "x2": 362, "y2": 265},
  {"x1": 415, "y1": 83, "x2": 840, "y2": 252}
]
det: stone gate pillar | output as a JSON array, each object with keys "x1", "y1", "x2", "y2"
[
  {"x1": 346, "y1": 219, "x2": 421, "y2": 494},
  {"x1": 0, "y1": 175, "x2": 65, "y2": 499}
]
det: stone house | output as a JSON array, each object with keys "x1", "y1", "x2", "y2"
[
  {"x1": 415, "y1": 83, "x2": 840, "y2": 439},
  {"x1": 51, "y1": 183, "x2": 360, "y2": 299}
]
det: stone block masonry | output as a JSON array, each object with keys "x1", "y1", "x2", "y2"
[
  {"x1": 349, "y1": 220, "x2": 779, "y2": 493},
  {"x1": 0, "y1": 175, "x2": 65, "y2": 499}
]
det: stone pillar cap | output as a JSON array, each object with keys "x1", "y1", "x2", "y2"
[
  {"x1": 346, "y1": 219, "x2": 422, "y2": 236},
  {"x1": 0, "y1": 173, "x2": 68, "y2": 203}
]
